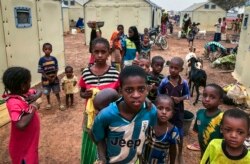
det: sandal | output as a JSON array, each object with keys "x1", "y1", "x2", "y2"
[
  {"x1": 59, "y1": 104, "x2": 65, "y2": 111},
  {"x1": 187, "y1": 142, "x2": 200, "y2": 151},
  {"x1": 46, "y1": 104, "x2": 52, "y2": 110}
]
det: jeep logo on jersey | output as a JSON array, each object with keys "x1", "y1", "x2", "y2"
[{"x1": 111, "y1": 138, "x2": 141, "y2": 149}]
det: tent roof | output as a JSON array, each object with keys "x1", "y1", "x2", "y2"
[
  {"x1": 182, "y1": 2, "x2": 208, "y2": 11},
  {"x1": 84, "y1": 0, "x2": 162, "y2": 9},
  {"x1": 75, "y1": 0, "x2": 86, "y2": 6},
  {"x1": 145, "y1": 0, "x2": 162, "y2": 9}
]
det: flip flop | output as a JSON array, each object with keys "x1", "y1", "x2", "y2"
[
  {"x1": 46, "y1": 104, "x2": 52, "y2": 110},
  {"x1": 187, "y1": 142, "x2": 200, "y2": 151}
]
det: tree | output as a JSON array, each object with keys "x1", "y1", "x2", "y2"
[{"x1": 209, "y1": 0, "x2": 246, "y2": 11}]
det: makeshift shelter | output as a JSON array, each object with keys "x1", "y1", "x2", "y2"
[
  {"x1": 63, "y1": 0, "x2": 88, "y2": 22},
  {"x1": 0, "y1": 0, "x2": 65, "y2": 94},
  {"x1": 84, "y1": 0, "x2": 162, "y2": 45},
  {"x1": 233, "y1": 3, "x2": 250, "y2": 107},
  {"x1": 180, "y1": 2, "x2": 226, "y2": 31},
  {"x1": 62, "y1": 3, "x2": 70, "y2": 33}
]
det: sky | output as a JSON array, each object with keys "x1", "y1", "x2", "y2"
[{"x1": 151, "y1": 0, "x2": 207, "y2": 11}]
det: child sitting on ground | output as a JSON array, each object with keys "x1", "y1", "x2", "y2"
[
  {"x1": 193, "y1": 83, "x2": 224, "y2": 156},
  {"x1": 38, "y1": 43, "x2": 64, "y2": 110},
  {"x1": 158, "y1": 57, "x2": 190, "y2": 163},
  {"x1": 147, "y1": 56, "x2": 165, "y2": 103},
  {"x1": 201, "y1": 108, "x2": 250, "y2": 163},
  {"x1": 91, "y1": 65, "x2": 157, "y2": 163},
  {"x1": 61, "y1": 66, "x2": 78, "y2": 108},
  {"x1": 141, "y1": 94, "x2": 180, "y2": 164}
]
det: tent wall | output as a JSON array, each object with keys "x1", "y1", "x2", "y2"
[
  {"x1": 63, "y1": 7, "x2": 70, "y2": 33},
  {"x1": 69, "y1": 4, "x2": 84, "y2": 22},
  {"x1": 84, "y1": 0, "x2": 160, "y2": 45},
  {"x1": 0, "y1": 1, "x2": 8, "y2": 93},
  {"x1": 233, "y1": 6, "x2": 250, "y2": 106},
  {"x1": 180, "y1": 2, "x2": 226, "y2": 31},
  {"x1": 0, "y1": 0, "x2": 65, "y2": 94}
]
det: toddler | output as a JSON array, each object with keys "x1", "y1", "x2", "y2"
[{"x1": 61, "y1": 66, "x2": 78, "y2": 108}]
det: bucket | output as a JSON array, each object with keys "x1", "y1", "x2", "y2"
[
  {"x1": 183, "y1": 110, "x2": 194, "y2": 136},
  {"x1": 71, "y1": 28, "x2": 77, "y2": 35}
]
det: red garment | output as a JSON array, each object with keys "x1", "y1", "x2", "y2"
[
  {"x1": 110, "y1": 31, "x2": 122, "y2": 50},
  {"x1": 161, "y1": 23, "x2": 167, "y2": 35},
  {"x1": 5, "y1": 90, "x2": 40, "y2": 164},
  {"x1": 78, "y1": 67, "x2": 120, "y2": 91}
]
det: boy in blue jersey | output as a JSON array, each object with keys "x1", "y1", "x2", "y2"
[
  {"x1": 92, "y1": 65, "x2": 157, "y2": 163},
  {"x1": 158, "y1": 57, "x2": 190, "y2": 164}
]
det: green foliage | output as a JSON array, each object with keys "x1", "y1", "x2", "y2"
[
  {"x1": 209, "y1": 0, "x2": 246, "y2": 11},
  {"x1": 0, "y1": 99, "x2": 5, "y2": 105}
]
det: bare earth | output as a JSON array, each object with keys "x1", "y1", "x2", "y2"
[{"x1": 0, "y1": 27, "x2": 236, "y2": 164}]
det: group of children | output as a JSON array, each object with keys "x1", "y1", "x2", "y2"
[
  {"x1": 109, "y1": 25, "x2": 152, "y2": 72},
  {"x1": 38, "y1": 43, "x2": 78, "y2": 110},
  {"x1": 2, "y1": 30, "x2": 250, "y2": 164}
]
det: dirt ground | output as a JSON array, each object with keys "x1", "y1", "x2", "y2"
[{"x1": 0, "y1": 27, "x2": 237, "y2": 164}]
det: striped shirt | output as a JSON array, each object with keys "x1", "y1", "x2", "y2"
[
  {"x1": 79, "y1": 66, "x2": 119, "y2": 90},
  {"x1": 142, "y1": 126, "x2": 180, "y2": 163},
  {"x1": 38, "y1": 56, "x2": 59, "y2": 86},
  {"x1": 147, "y1": 73, "x2": 164, "y2": 103}
]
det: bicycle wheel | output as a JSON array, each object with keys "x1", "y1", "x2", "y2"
[{"x1": 160, "y1": 37, "x2": 168, "y2": 50}]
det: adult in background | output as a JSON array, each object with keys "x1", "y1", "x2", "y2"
[
  {"x1": 88, "y1": 21, "x2": 102, "y2": 67},
  {"x1": 182, "y1": 13, "x2": 191, "y2": 37},
  {"x1": 110, "y1": 25, "x2": 126, "y2": 72},
  {"x1": 76, "y1": 17, "x2": 84, "y2": 30}
]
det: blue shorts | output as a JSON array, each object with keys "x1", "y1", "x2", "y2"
[{"x1": 43, "y1": 84, "x2": 60, "y2": 95}]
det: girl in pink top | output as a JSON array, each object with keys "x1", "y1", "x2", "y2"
[{"x1": 2, "y1": 67, "x2": 41, "y2": 164}]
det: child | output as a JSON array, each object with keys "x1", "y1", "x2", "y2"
[
  {"x1": 193, "y1": 83, "x2": 224, "y2": 156},
  {"x1": 93, "y1": 88, "x2": 119, "y2": 114},
  {"x1": 2, "y1": 67, "x2": 41, "y2": 164},
  {"x1": 187, "y1": 23, "x2": 195, "y2": 47},
  {"x1": 123, "y1": 26, "x2": 141, "y2": 67},
  {"x1": 38, "y1": 43, "x2": 64, "y2": 110},
  {"x1": 91, "y1": 65, "x2": 157, "y2": 163},
  {"x1": 141, "y1": 27, "x2": 149, "y2": 41},
  {"x1": 158, "y1": 57, "x2": 190, "y2": 163},
  {"x1": 185, "y1": 46, "x2": 197, "y2": 76},
  {"x1": 138, "y1": 57, "x2": 151, "y2": 74},
  {"x1": 140, "y1": 35, "x2": 151, "y2": 60},
  {"x1": 147, "y1": 56, "x2": 165, "y2": 103},
  {"x1": 142, "y1": 94, "x2": 180, "y2": 164},
  {"x1": 61, "y1": 66, "x2": 78, "y2": 108},
  {"x1": 110, "y1": 24, "x2": 125, "y2": 72},
  {"x1": 201, "y1": 108, "x2": 250, "y2": 163},
  {"x1": 79, "y1": 37, "x2": 120, "y2": 164},
  {"x1": 214, "y1": 18, "x2": 222, "y2": 42}
]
